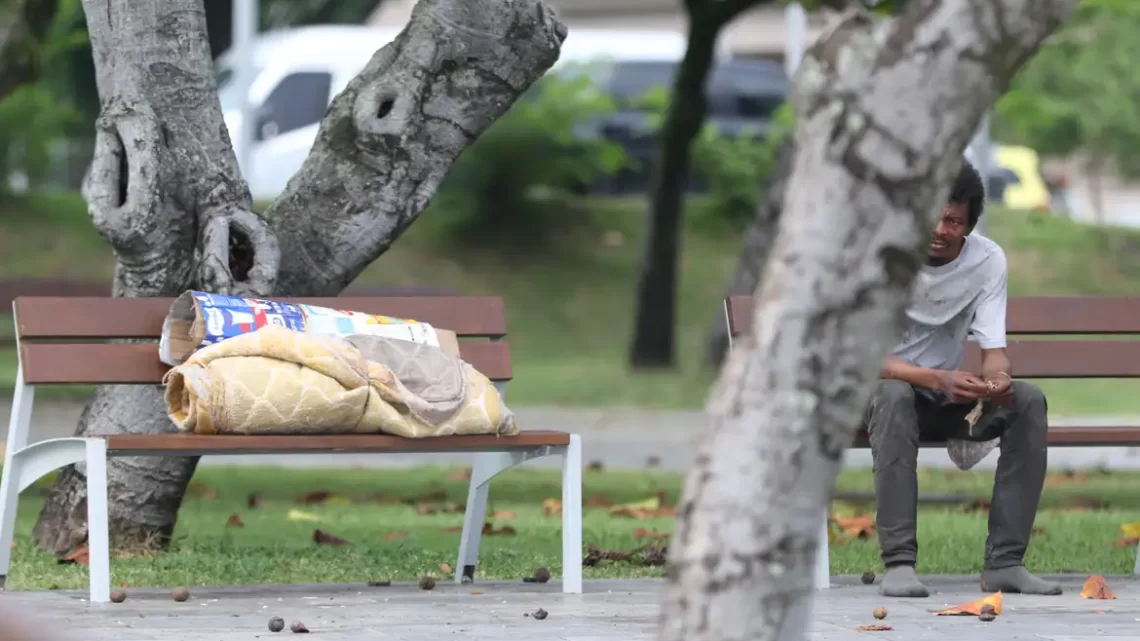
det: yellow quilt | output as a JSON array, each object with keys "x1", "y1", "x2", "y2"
[{"x1": 162, "y1": 326, "x2": 517, "y2": 438}]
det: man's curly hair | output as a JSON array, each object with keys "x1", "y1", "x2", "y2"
[{"x1": 948, "y1": 159, "x2": 986, "y2": 228}]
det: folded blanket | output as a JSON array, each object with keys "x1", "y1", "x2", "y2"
[{"x1": 162, "y1": 326, "x2": 516, "y2": 438}]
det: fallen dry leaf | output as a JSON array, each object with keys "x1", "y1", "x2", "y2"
[
  {"x1": 226, "y1": 513, "x2": 245, "y2": 528},
  {"x1": 8, "y1": 541, "x2": 14, "y2": 549},
  {"x1": 585, "y1": 494, "x2": 613, "y2": 508},
  {"x1": 856, "y1": 624, "x2": 893, "y2": 632},
  {"x1": 832, "y1": 514, "x2": 876, "y2": 539},
  {"x1": 583, "y1": 545, "x2": 632, "y2": 566},
  {"x1": 934, "y1": 591, "x2": 1002, "y2": 616},
  {"x1": 587, "y1": 460, "x2": 605, "y2": 471},
  {"x1": 1113, "y1": 536, "x2": 1139, "y2": 547},
  {"x1": 1080, "y1": 574, "x2": 1117, "y2": 600},
  {"x1": 382, "y1": 531, "x2": 409, "y2": 541},
  {"x1": 416, "y1": 501, "x2": 464, "y2": 515},
  {"x1": 59, "y1": 546, "x2": 90, "y2": 565},
  {"x1": 1045, "y1": 470, "x2": 1090, "y2": 487},
  {"x1": 470, "y1": 590, "x2": 484, "y2": 595},
  {"x1": 296, "y1": 490, "x2": 335, "y2": 504},
  {"x1": 542, "y1": 498, "x2": 562, "y2": 517},
  {"x1": 610, "y1": 496, "x2": 677, "y2": 519},
  {"x1": 439, "y1": 563, "x2": 452, "y2": 574},
  {"x1": 187, "y1": 482, "x2": 220, "y2": 500},
  {"x1": 441, "y1": 526, "x2": 464, "y2": 534},
  {"x1": 417, "y1": 489, "x2": 449, "y2": 502},
  {"x1": 491, "y1": 510, "x2": 517, "y2": 520},
  {"x1": 287, "y1": 509, "x2": 320, "y2": 522},
  {"x1": 1059, "y1": 495, "x2": 1106, "y2": 512},
  {"x1": 448, "y1": 467, "x2": 472, "y2": 481},
  {"x1": 962, "y1": 498, "x2": 991, "y2": 514},
  {"x1": 1120, "y1": 522, "x2": 1140, "y2": 540},
  {"x1": 313, "y1": 529, "x2": 351, "y2": 546},
  {"x1": 1031, "y1": 526, "x2": 1046, "y2": 537},
  {"x1": 247, "y1": 493, "x2": 263, "y2": 509},
  {"x1": 481, "y1": 522, "x2": 516, "y2": 536},
  {"x1": 633, "y1": 527, "x2": 671, "y2": 540}
]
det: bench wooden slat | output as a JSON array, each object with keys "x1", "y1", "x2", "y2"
[
  {"x1": 958, "y1": 340, "x2": 1140, "y2": 377},
  {"x1": 13, "y1": 296, "x2": 507, "y2": 339},
  {"x1": 98, "y1": 431, "x2": 569, "y2": 455},
  {"x1": 20, "y1": 341, "x2": 513, "y2": 384},
  {"x1": 727, "y1": 295, "x2": 1140, "y2": 336},
  {"x1": 850, "y1": 426, "x2": 1140, "y2": 448}
]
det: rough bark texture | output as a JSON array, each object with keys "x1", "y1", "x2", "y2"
[
  {"x1": 265, "y1": 0, "x2": 566, "y2": 295},
  {"x1": 628, "y1": 0, "x2": 759, "y2": 369},
  {"x1": 703, "y1": 137, "x2": 795, "y2": 369},
  {"x1": 32, "y1": 0, "x2": 565, "y2": 554},
  {"x1": 658, "y1": 2, "x2": 1079, "y2": 641}
]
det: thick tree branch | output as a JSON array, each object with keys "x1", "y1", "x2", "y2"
[
  {"x1": 79, "y1": 0, "x2": 277, "y2": 297},
  {"x1": 264, "y1": 0, "x2": 567, "y2": 295},
  {"x1": 659, "y1": 1, "x2": 1080, "y2": 640}
]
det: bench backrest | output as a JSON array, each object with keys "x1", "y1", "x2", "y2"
[
  {"x1": 12, "y1": 296, "x2": 511, "y2": 385},
  {"x1": 725, "y1": 295, "x2": 1140, "y2": 378}
]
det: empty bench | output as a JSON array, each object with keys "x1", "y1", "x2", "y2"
[
  {"x1": 0, "y1": 295, "x2": 583, "y2": 602},
  {"x1": 724, "y1": 294, "x2": 1140, "y2": 588}
]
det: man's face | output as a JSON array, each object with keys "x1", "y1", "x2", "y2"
[{"x1": 929, "y1": 201, "x2": 971, "y2": 264}]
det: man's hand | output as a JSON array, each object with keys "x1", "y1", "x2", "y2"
[
  {"x1": 931, "y1": 370, "x2": 990, "y2": 403},
  {"x1": 984, "y1": 372, "x2": 1014, "y2": 405}
]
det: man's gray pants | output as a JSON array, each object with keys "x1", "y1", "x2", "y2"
[{"x1": 865, "y1": 379, "x2": 1049, "y2": 569}]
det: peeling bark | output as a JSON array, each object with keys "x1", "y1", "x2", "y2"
[
  {"x1": 703, "y1": 138, "x2": 795, "y2": 368},
  {"x1": 658, "y1": 2, "x2": 1079, "y2": 640},
  {"x1": 31, "y1": 0, "x2": 565, "y2": 554}
]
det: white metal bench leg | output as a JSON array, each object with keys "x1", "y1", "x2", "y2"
[
  {"x1": 85, "y1": 438, "x2": 110, "y2": 603},
  {"x1": 455, "y1": 453, "x2": 495, "y2": 584},
  {"x1": 561, "y1": 434, "x2": 583, "y2": 594},
  {"x1": 815, "y1": 511, "x2": 831, "y2": 589},
  {"x1": 1134, "y1": 538, "x2": 1140, "y2": 575},
  {"x1": 0, "y1": 364, "x2": 35, "y2": 591}
]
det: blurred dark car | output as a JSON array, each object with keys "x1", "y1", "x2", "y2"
[{"x1": 583, "y1": 56, "x2": 789, "y2": 194}]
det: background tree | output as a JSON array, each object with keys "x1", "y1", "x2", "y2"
[
  {"x1": 627, "y1": 0, "x2": 769, "y2": 369},
  {"x1": 993, "y1": 0, "x2": 1140, "y2": 222},
  {"x1": 32, "y1": 0, "x2": 565, "y2": 554},
  {"x1": 657, "y1": 1, "x2": 1079, "y2": 640}
]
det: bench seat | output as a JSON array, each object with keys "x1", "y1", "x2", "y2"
[{"x1": 0, "y1": 295, "x2": 584, "y2": 603}]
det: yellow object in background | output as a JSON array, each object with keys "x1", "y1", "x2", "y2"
[{"x1": 994, "y1": 145, "x2": 1051, "y2": 212}]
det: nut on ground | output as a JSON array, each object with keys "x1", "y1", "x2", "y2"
[
  {"x1": 979, "y1": 604, "x2": 996, "y2": 616},
  {"x1": 534, "y1": 567, "x2": 551, "y2": 583},
  {"x1": 979, "y1": 612, "x2": 996, "y2": 622},
  {"x1": 110, "y1": 589, "x2": 126, "y2": 603},
  {"x1": 418, "y1": 575, "x2": 436, "y2": 590},
  {"x1": 532, "y1": 608, "x2": 548, "y2": 620},
  {"x1": 171, "y1": 586, "x2": 190, "y2": 602},
  {"x1": 290, "y1": 620, "x2": 310, "y2": 633},
  {"x1": 872, "y1": 607, "x2": 887, "y2": 620},
  {"x1": 860, "y1": 572, "x2": 875, "y2": 585},
  {"x1": 267, "y1": 617, "x2": 285, "y2": 632}
]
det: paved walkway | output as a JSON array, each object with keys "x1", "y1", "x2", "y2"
[
  {"x1": 1, "y1": 575, "x2": 1137, "y2": 640},
  {"x1": 6, "y1": 400, "x2": 1140, "y2": 472}
]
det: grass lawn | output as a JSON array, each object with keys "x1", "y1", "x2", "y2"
[
  {"x1": 4, "y1": 193, "x2": 1140, "y2": 414},
  {"x1": 6, "y1": 465, "x2": 1140, "y2": 590}
]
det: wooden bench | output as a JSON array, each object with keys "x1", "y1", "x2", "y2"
[
  {"x1": 724, "y1": 294, "x2": 1140, "y2": 588},
  {"x1": 0, "y1": 296, "x2": 583, "y2": 602}
]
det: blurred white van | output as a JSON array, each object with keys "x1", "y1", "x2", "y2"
[{"x1": 213, "y1": 24, "x2": 714, "y2": 200}]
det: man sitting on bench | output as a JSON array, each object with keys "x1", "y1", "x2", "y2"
[{"x1": 868, "y1": 160, "x2": 1058, "y2": 598}]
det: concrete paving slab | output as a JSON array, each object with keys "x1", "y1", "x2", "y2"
[{"x1": 1, "y1": 575, "x2": 1138, "y2": 640}]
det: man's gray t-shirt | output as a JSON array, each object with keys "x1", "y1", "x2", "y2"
[{"x1": 891, "y1": 234, "x2": 1008, "y2": 372}]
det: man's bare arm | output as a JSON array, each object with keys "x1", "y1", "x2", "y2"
[
  {"x1": 980, "y1": 347, "x2": 1012, "y2": 381},
  {"x1": 881, "y1": 355, "x2": 939, "y2": 389}
]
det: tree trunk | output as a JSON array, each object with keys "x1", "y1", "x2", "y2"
[
  {"x1": 627, "y1": 12, "x2": 725, "y2": 369},
  {"x1": 703, "y1": 137, "x2": 795, "y2": 369},
  {"x1": 33, "y1": 0, "x2": 565, "y2": 554},
  {"x1": 658, "y1": 3, "x2": 1079, "y2": 641}
]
